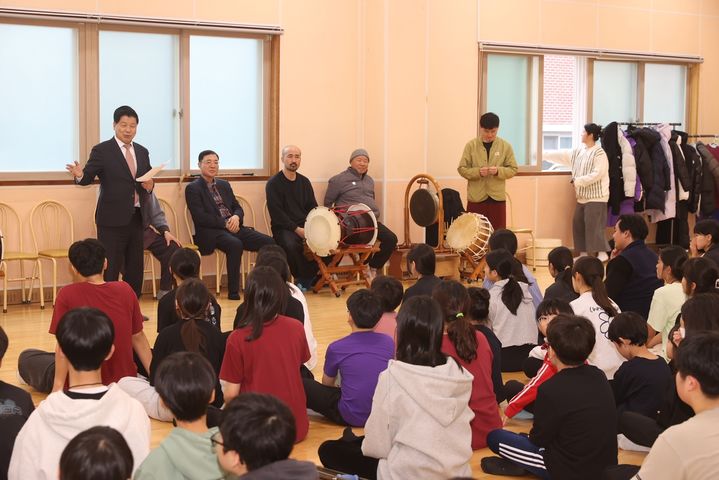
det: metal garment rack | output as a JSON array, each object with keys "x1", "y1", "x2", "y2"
[
  {"x1": 617, "y1": 122, "x2": 683, "y2": 126},
  {"x1": 687, "y1": 134, "x2": 719, "y2": 138}
]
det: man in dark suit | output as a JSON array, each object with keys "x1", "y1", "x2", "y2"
[
  {"x1": 66, "y1": 105, "x2": 153, "y2": 297},
  {"x1": 185, "y1": 150, "x2": 275, "y2": 299}
]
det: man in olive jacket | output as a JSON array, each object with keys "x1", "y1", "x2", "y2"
[{"x1": 458, "y1": 112, "x2": 518, "y2": 229}]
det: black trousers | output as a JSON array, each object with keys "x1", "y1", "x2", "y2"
[
  {"x1": 618, "y1": 411, "x2": 664, "y2": 448},
  {"x1": 503, "y1": 380, "x2": 535, "y2": 413},
  {"x1": 214, "y1": 227, "x2": 275, "y2": 295},
  {"x1": 302, "y1": 378, "x2": 347, "y2": 426},
  {"x1": 523, "y1": 356, "x2": 543, "y2": 379},
  {"x1": 368, "y1": 223, "x2": 398, "y2": 270},
  {"x1": 143, "y1": 229, "x2": 181, "y2": 291},
  {"x1": 501, "y1": 344, "x2": 535, "y2": 372},
  {"x1": 273, "y1": 229, "x2": 318, "y2": 282},
  {"x1": 602, "y1": 465, "x2": 641, "y2": 480},
  {"x1": 17, "y1": 349, "x2": 55, "y2": 393},
  {"x1": 318, "y1": 430, "x2": 379, "y2": 480},
  {"x1": 98, "y1": 208, "x2": 144, "y2": 297}
]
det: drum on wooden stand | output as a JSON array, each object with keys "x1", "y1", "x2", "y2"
[
  {"x1": 304, "y1": 204, "x2": 378, "y2": 256},
  {"x1": 445, "y1": 212, "x2": 494, "y2": 264}
]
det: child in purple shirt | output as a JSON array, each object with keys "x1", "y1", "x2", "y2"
[{"x1": 302, "y1": 289, "x2": 394, "y2": 426}]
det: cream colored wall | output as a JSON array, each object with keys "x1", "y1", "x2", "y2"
[{"x1": 2, "y1": 0, "x2": 719, "y2": 291}]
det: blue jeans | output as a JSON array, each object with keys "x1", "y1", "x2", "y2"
[{"x1": 487, "y1": 429, "x2": 549, "y2": 479}]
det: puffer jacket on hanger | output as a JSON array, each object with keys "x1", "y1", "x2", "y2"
[
  {"x1": 629, "y1": 127, "x2": 668, "y2": 212},
  {"x1": 601, "y1": 121, "x2": 625, "y2": 215},
  {"x1": 675, "y1": 130, "x2": 702, "y2": 213},
  {"x1": 697, "y1": 142, "x2": 719, "y2": 216},
  {"x1": 669, "y1": 133, "x2": 691, "y2": 195},
  {"x1": 618, "y1": 127, "x2": 637, "y2": 199}
]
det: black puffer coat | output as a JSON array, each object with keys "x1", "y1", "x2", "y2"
[
  {"x1": 675, "y1": 130, "x2": 702, "y2": 213},
  {"x1": 630, "y1": 128, "x2": 669, "y2": 212},
  {"x1": 601, "y1": 122, "x2": 625, "y2": 215},
  {"x1": 669, "y1": 133, "x2": 691, "y2": 192},
  {"x1": 697, "y1": 143, "x2": 719, "y2": 216}
]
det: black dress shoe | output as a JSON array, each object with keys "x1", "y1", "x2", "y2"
[{"x1": 228, "y1": 293, "x2": 241, "y2": 300}]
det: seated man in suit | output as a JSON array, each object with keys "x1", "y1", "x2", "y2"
[
  {"x1": 185, "y1": 150, "x2": 274, "y2": 300},
  {"x1": 324, "y1": 149, "x2": 398, "y2": 278},
  {"x1": 142, "y1": 193, "x2": 181, "y2": 300}
]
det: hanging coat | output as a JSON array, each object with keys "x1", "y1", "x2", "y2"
[
  {"x1": 647, "y1": 124, "x2": 676, "y2": 222},
  {"x1": 601, "y1": 121, "x2": 625, "y2": 215},
  {"x1": 669, "y1": 133, "x2": 691, "y2": 195},
  {"x1": 617, "y1": 127, "x2": 637, "y2": 198},
  {"x1": 675, "y1": 130, "x2": 702, "y2": 214},
  {"x1": 697, "y1": 142, "x2": 719, "y2": 216},
  {"x1": 627, "y1": 128, "x2": 653, "y2": 199},
  {"x1": 629, "y1": 128, "x2": 668, "y2": 212}
]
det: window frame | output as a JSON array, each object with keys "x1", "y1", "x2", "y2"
[
  {"x1": 479, "y1": 44, "x2": 700, "y2": 175},
  {"x1": 0, "y1": 11, "x2": 280, "y2": 184}
]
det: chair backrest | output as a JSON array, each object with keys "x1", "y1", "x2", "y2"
[
  {"x1": 0, "y1": 203, "x2": 24, "y2": 252},
  {"x1": 234, "y1": 195, "x2": 255, "y2": 229},
  {"x1": 30, "y1": 200, "x2": 75, "y2": 253},
  {"x1": 506, "y1": 191, "x2": 515, "y2": 227},
  {"x1": 183, "y1": 205, "x2": 196, "y2": 238},
  {"x1": 158, "y1": 198, "x2": 180, "y2": 237},
  {"x1": 263, "y1": 200, "x2": 270, "y2": 233}
]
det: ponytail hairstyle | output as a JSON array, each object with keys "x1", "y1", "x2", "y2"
[
  {"x1": 175, "y1": 278, "x2": 210, "y2": 354},
  {"x1": 658, "y1": 245, "x2": 688, "y2": 282},
  {"x1": 241, "y1": 266, "x2": 288, "y2": 341},
  {"x1": 694, "y1": 219, "x2": 719, "y2": 251},
  {"x1": 485, "y1": 249, "x2": 524, "y2": 314},
  {"x1": 432, "y1": 280, "x2": 478, "y2": 362},
  {"x1": 572, "y1": 256, "x2": 617, "y2": 317},
  {"x1": 395, "y1": 296, "x2": 447, "y2": 368},
  {"x1": 547, "y1": 246, "x2": 574, "y2": 290},
  {"x1": 584, "y1": 123, "x2": 602, "y2": 141},
  {"x1": 682, "y1": 257, "x2": 719, "y2": 297}
]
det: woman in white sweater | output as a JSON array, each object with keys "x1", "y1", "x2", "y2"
[
  {"x1": 544, "y1": 123, "x2": 610, "y2": 261},
  {"x1": 570, "y1": 256, "x2": 625, "y2": 379}
]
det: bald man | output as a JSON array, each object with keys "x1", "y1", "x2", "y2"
[{"x1": 265, "y1": 145, "x2": 319, "y2": 290}]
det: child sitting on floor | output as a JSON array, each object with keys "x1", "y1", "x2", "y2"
[
  {"x1": 135, "y1": 352, "x2": 225, "y2": 479},
  {"x1": 485, "y1": 314, "x2": 617, "y2": 480},
  {"x1": 302, "y1": 289, "x2": 394, "y2": 427},
  {"x1": 608, "y1": 312, "x2": 672, "y2": 418},
  {"x1": 466, "y1": 286, "x2": 504, "y2": 402},
  {"x1": 403, "y1": 244, "x2": 441, "y2": 301},
  {"x1": 59, "y1": 427, "x2": 134, "y2": 480},
  {"x1": 646, "y1": 245, "x2": 687, "y2": 359},
  {"x1": 370, "y1": 275, "x2": 403, "y2": 341},
  {"x1": 503, "y1": 299, "x2": 573, "y2": 420}
]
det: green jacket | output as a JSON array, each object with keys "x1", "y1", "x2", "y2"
[
  {"x1": 458, "y1": 136, "x2": 518, "y2": 202},
  {"x1": 134, "y1": 427, "x2": 227, "y2": 480}
]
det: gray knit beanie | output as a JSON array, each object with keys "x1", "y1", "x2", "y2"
[{"x1": 349, "y1": 148, "x2": 370, "y2": 162}]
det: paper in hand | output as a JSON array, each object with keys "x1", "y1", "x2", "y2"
[{"x1": 136, "y1": 163, "x2": 167, "y2": 182}]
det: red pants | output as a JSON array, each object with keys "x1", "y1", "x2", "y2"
[{"x1": 467, "y1": 199, "x2": 506, "y2": 230}]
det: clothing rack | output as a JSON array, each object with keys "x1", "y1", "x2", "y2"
[
  {"x1": 617, "y1": 122, "x2": 682, "y2": 126},
  {"x1": 687, "y1": 134, "x2": 719, "y2": 138}
]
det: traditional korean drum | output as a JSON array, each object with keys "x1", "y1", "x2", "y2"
[
  {"x1": 445, "y1": 213, "x2": 493, "y2": 261},
  {"x1": 304, "y1": 204, "x2": 378, "y2": 256}
]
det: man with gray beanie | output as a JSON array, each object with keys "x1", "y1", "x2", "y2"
[{"x1": 324, "y1": 149, "x2": 398, "y2": 277}]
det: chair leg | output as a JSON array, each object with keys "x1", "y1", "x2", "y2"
[
  {"x1": 37, "y1": 259, "x2": 45, "y2": 310},
  {"x1": 19, "y1": 261, "x2": 27, "y2": 303},
  {"x1": 530, "y1": 233, "x2": 537, "y2": 271},
  {"x1": 51, "y1": 258, "x2": 58, "y2": 306},
  {"x1": 2, "y1": 262, "x2": 7, "y2": 314},
  {"x1": 148, "y1": 253, "x2": 157, "y2": 299},
  {"x1": 216, "y1": 252, "x2": 223, "y2": 295},
  {"x1": 195, "y1": 251, "x2": 203, "y2": 280}
]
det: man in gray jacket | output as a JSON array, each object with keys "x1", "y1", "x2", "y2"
[
  {"x1": 324, "y1": 149, "x2": 398, "y2": 277},
  {"x1": 142, "y1": 194, "x2": 181, "y2": 299}
]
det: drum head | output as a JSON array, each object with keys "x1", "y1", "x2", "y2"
[
  {"x1": 305, "y1": 207, "x2": 341, "y2": 256},
  {"x1": 344, "y1": 204, "x2": 378, "y2": 246},
  {"x1": 446, "y1": 213, "x2": 480, "y2": 251},
  {"x1": 409, "y1": 188, "x2": 439, "y2": 227}
]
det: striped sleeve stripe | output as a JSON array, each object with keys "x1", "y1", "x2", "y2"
[
  {"x1": 508, "y1": 363, "x2": 551, "y2": 405},
  {"x1": 498, "y1": 445, "x2": 547, "y2": 469}
]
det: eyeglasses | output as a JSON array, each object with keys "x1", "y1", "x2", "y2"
[{"x1": 210, "y1": 432, "x2": 224, "y2": 448}]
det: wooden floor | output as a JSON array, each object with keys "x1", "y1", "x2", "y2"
[{"x1": 0, "y1": 267, "x2": 646, "y2": 478}]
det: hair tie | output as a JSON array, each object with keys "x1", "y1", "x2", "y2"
[
  {"x1": 455, "y1": 312, "x2": 464, "y2": 319},
  {"x1": 714, "y1": 279, "x2": 719, "y2": 290}
]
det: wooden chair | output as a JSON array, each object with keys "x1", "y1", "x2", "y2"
[
  {"x1": 263, "y1": 200, "x2": 271, "y2": 234},
  {"x1": 235, "y1": 195, "x2": 257, "y2": 286},
  {"x1": 30, "y1": 200, "x2": 74, "y2": 306},
  {"x1": 0, "y1": 203, "x2": 44, "y2": 313},
  {"x1": 506, "y1": 192, "x2": 536, "y2": 271},
  {"x1": 184, "y1": 205, "x2": 222, "y2": 293}
]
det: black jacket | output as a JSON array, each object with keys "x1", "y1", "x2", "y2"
[
  {"x1": 78, "y1": 138, "x2": 152, "y2": 227},
  {"x1": 601, "y1": 122, "x2": 626, "y2": 215},
  {"x1": 669, "y1": 133, "x2": 691, "y2": 193},
  {"x1": 675, "y1": 131, "x2": 702, "y2": 213},
  {"x1": 185, "y1": 177, "x2": 244, "y2": 255},
  {"x1": 627, "y1": 129, "x2": 654, "y2": 198},
  {"x1": 630, "y1": 128, "x2": 669, "y2": 211},
  {"x1": 697, "y1": 143, "x2": 719, "y2": 216}
]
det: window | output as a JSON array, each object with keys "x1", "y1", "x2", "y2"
[
  {"x1": 0, "y1": 23, "x2": 79, "y2": 172},
  {"x1": 0, "y1": 13, "x2": 279, "y2": 180},
  {"x1": 99, "y1": 30, "x2": 180, "y2": 169},
  {"x1": 481, "y1": 46, "x2": 694, "y2": 172},
  {"x1": 484, "y1": 54, "x2": 540, "y2": 167},
  {"x1": 189, "y1": 35, "x2": 265, "y2": 170}
]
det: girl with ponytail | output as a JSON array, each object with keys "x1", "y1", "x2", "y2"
[
  {"x1": 544, "y1": 246, "x2": 579, "y2": 302},
  {"x1": 681, "y1": 256, "x2": 719, "y2": 297},
  {"x1": 646, "y1": 246, "x2": 688, "y2": 359},
  {"x1": 119, "y1": 278, "x2": 226, "y2": 421},
  {"x1": 432, "y1": 281, "x2": 502, "y2": 449},
  {"x1": 485, "y1": 249, "x2": 537, "y2": 372},
  {"x1": 570, "y1": 256, "x2": 625, "y2": 379}
]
